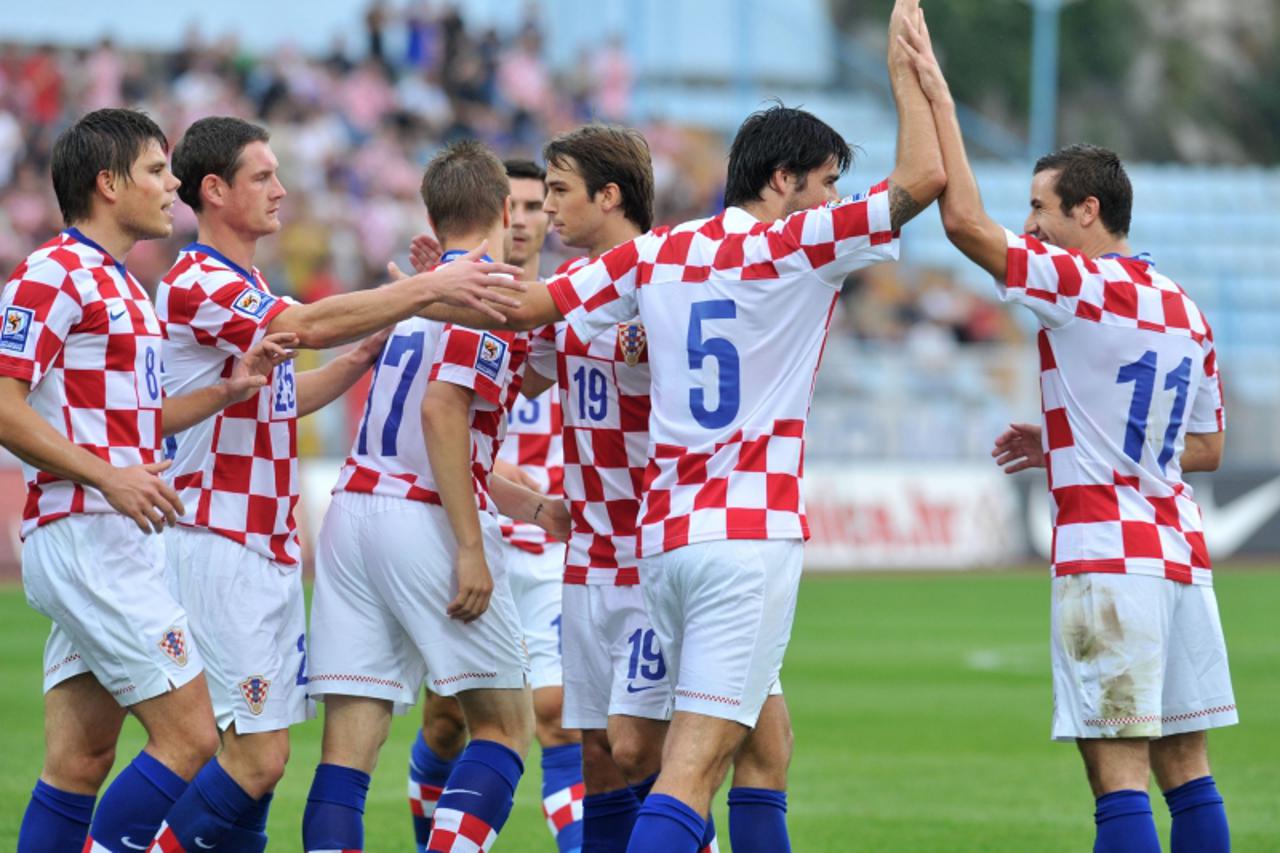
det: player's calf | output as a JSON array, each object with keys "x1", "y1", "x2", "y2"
[
  {"x1": 1152, "y1": 732, "x2": 1229, "y2": 853},
  {"x1": 411, "y1": 693, "x2": 469, "y2": 851},
  {"x1": 303, "y1": 696, "x2": 395, "y2": 853},
  {"x1": 726, "y1": 694, "x2": 793, "y2": 853}
]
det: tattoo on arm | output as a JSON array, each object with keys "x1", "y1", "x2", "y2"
[{"x1": 888, "y1": 181, "x2": 926, "y2": 230}]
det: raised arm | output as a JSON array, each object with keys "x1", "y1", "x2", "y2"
[
  {"x1": 885, "y1": 0, "x2": 947, "y2": 230},
  {"x1": 268, "y1": 244, "x2": 526, "y2": 349},
  {"x1": 897, "y1": 7, "x2": 1007, "y2": 277},
  {"x1": 162, "y1": 332, "x2": 298, "y2": 434},
  {"x1": 294, "y1": 327, "x2": 389, "y2": 418}
]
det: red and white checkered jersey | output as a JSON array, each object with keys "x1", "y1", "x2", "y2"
[
  {"x1": 495, "y1": 362, "x2": 564, "y2": 553},
  {"x1": 334, "y1": 308, "x2": 528, "y2": 513},
  {"x1": 0, "y1": 229, "x2": 165, "y2": 536},
  {"x1": 156, "y1": 243, "x2": 298, "y2": 564},
  {"x1": 547, "y1": 181, "x2": 899, "y2": 557},
  {"x1": 1001, "y1": 229, "x2": 1224, "y2": 585}
]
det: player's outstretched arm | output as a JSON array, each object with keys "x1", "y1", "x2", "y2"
[
  {"x1": 991, "y1": 422, "x2": 1045, "y2": 474},
  {"x1": 898, "y1": 8, "x2": 1007, "y2": 278},
  {"x1": 0, "y1": 377, "x2": 184, "y2": 533},
  {"x1": 267, "y1": 243, "x2": 526, "y2": 349},
  {"x1": 488, "y1": 472, "x2": 571, "y2": 541},
  {"x1": 421, "y1": 380, "x2": 493, "y2": 623},
  {"x1": 161, "y1": 332, "x2": 299, "y2": 435},
  {"x1": 885, "y1": 0, "x2": 947, "y2": 230},
  {"x1": 293, "y1": 326, "x2": 390, "y2": 418}
]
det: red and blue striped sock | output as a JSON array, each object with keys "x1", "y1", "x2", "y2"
[
  {"x1": 427, "y1": 739, "x2": 523, "y2": 853},
  {"x1": 540, "y1": 744, "x2": 584, "y2": 852},
  {"x1": 85, "y1": 751, "x2": 186, "y2": 853},
  {"x1": 17, "y1": 779, "x2": 95, "y2": 852},
  {"x1": 150, "y1": 758, "x2": 256, "y2": 852},
  {"x1": 409, "y1": 730, "x2": 459, "y2": 851},
  {"x1": 727, "y1": 787, "x2": 788, "y2": 852},
  {"x1": 1165, "y1": 775, "x2": 1229, "y2": 853},
  {"x1": 302, "y1": 764, "x2": 370, "y2": 853}
]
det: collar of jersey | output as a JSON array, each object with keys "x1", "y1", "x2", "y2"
[
  {"x1": 1102, "y1": 251, "x2": 1155, "y2": 267},
  {"x1": 441, "y1": 249, "x2": 493, "y2": 263},
  {"x1": 722, "y1": 206, "x2": 762, "y2": 231},
  {"x1": 65, "y1": 227, "x2": 127, "y2": 276},
  {"x1": 184, "y1": 241, "x2": 260, "y2": 286}
]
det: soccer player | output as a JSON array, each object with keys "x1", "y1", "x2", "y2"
[
  {"x1": 898, "y1": 12, "x2": 1234, "y2": 853},
  {"x1": 438, "y1": 2, "x2": 944, "y2": 845},
  {"x1": 303, "y1": 140, "x2": 568, "y2": 853},
  {"x1": 150, "y1": 116, "x2": 525, "y2": 852},
  {"x1": 3, "y1": 108, "x2": 287, "y2": 853},
  {"x1": 408, "y1": 158, "x2": 585, "y2": 853}
]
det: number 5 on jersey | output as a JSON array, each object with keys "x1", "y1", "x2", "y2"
[{"x1": 688, "y1": 299, "x2": 740, "y2": 428}]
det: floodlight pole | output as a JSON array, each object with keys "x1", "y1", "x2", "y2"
[{"x1": 1026, "y1": 0, "x2": 1076, "y2": 161}]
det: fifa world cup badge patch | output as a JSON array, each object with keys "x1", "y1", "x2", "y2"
[
  {"x1": 158, "y1": 627, "x2": 189, "y2": 667},
  {"x1": 240, "y1": 675, "x2": 271, "y2": 715},
  {"x1": 475, "y1": 332, "x2": 508, "y2": 380},
  {"x1": 0, "y1": 306, "x2": 34, "y2": 353},
  {"x1": 619, "y1": 323, "x2": 647, "y2": 367},
  {"x1": 230, "y1": 287, "x2": 275, "y2": 320}
]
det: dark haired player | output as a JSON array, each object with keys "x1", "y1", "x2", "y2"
[
  {"x1": 899, "y1": 12, "x2": 1233, "y2": 853},
  {"x1": 147, "y1": 116, "x2": 525, "y2": 851},
  {"x1": 3, "y1": 108, "x2": 287, "y2": 853}
]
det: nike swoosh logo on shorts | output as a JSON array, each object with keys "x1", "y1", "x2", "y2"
[
  {"x1": 626, "y1": 683, "x2": 658, "y2": 693},
  {"x1": 195, "y1": 838, "x2": 216, "y2": 849},
  {"x1": 442, "y1": 787, "x2": 483, "y2": 797},
  {"x1": 120, "y1": 838, "x2": 148, "y2": 850}
]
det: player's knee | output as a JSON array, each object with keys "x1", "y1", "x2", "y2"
[
  {"x1": 46, "y1": 740, "x2": 117, "y2": 792},
  {"x1": 424, "y1": 708, "x2": 469, "y2": 757},
  {"x1": 609, "y1": 731, "x2": 661, "y2": 782}
]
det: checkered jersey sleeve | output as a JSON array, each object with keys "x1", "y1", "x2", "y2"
[
  {"x1": 1188, "y1": 332, "x2": 1225, "y2": 433},
  {"x1": 0, "y1": 254, "x2": 83, "y2": 386},
  {"x1": 527, "y1": 323, "x2": 557, "y2": 382},
  {"x1": 428, "y1": 324, "x2": 514, "y2": 406},
  {"x1": 999, "y1": 229, "x2": 1094, "y2": 328},
  {"x1": 546, "y1": 237, "x2": 649, "y2": 346},
  {"x1": 172, "y1": 270, "x2": 289, "y2": 357},
  {"x1": 758, "y1": 178, "x2": 900, "y2": 288}
]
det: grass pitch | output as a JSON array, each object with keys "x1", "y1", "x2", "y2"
[{"x1": 2, "y1": 567, "x2": 1277, "y2": 851}]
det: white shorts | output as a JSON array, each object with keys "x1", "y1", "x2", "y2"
[
  {"x1": 1050, "y1": 573, "x2": 1237, "y2": 741},
  {"x1": 308, "y1": 492, "x2": 529, "y2": 712},
  {"x1": 504, "y1": 542, "x2": 566, "y2": 690},
  {"x1": 23, "y1": 515, "x2": 203, "y2": 706},
  {"x1": 640, "y1": 539, "x2": 801, "y2": 728},
  {"x1": 165, "y1": 526, "x2": 312, "y2": 734},
  {"x1": 561, "y1": 583, "x2": 673, "y2": 730}
]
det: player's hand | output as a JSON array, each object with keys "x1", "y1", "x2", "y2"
[
  {"x1": 897, "y1": 6, "x2": 953, "y2": 107},
  {"x1": 409, "y1": 233, "x2": 443, "y2": 274},
  {"x1": 448, "y1": 546, "x2": 494, "y2": 623},
  {"x1": 418, "y1": 242, "x2": 527, "y2": 322},
  {"x1": 225, "y1": 333, "x2": 298, "y2": 404},
  {"x1": 536, "y1": 499, "x2": 572, "y2": 541},
  {"x1": 350, "y1": 325, "x2": 393, "y2": 368},
  {"x1": 100, "y1": 459, "x2": 186, "y2": 534},
  {"x1": 493, "y1": 458, "x2": 542, "y2": 493},
  {"x1": 991, "y1": 423, "x2": 1045, "y2": 474}
]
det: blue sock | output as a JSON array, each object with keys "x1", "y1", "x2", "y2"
[
  {"x1": 88, "y1": 751, "x2": 187, "y2": 853},
  {"x1": 18, "y1": 779, "x2": 95, "y2": 852},
  {"x1": 1165, "y1": 775, "x2": 1229, "y2": 853},
  {"x1": 628, "y1": 773, "x2": 657, "y2": 804},
  {"x1": 699, "y1": 813, "x2": 719, "y2": 852},
  {"x1": 625, "y1": 793, "x2": 705, "y2": 853},
  {"x1": 302, "y1": 764, "x2": 370, "y2": 853},
  {"x1": 1094, "y1": 789, "x2": 1161, "y2": 853},
  {"x1": 541, "y1": 743, "x2": 585, "y2": 852},
  {"x1": 222, "y1": 793, "x2": 273, "y2": 853},
  {"x1": 582, "y1": 787, "x2": 640, "y2": 853},
  {"x1": 410, "y1": 730, "x2": 460, "y2": 851},
  {"x1": 428, "y1": 739, "x2": 524, "y2": 852},
  {"x1": 154, "y1": 757, "x2": 256, "y2": 849},
  {"x1": 728, "y1": 787, "x2": 789, "y2": 852}
]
